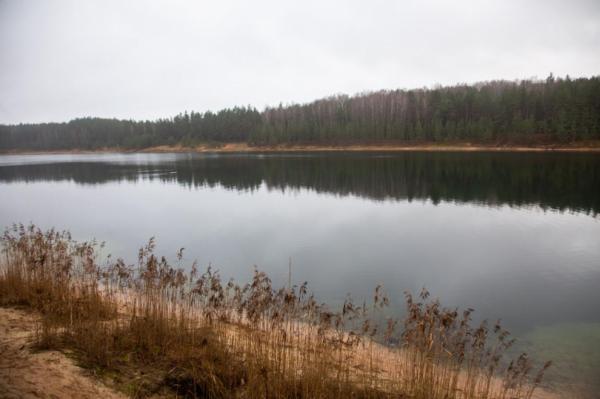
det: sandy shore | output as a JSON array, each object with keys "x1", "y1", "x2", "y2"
[
  {"x1": 0, "y1": 307, "x2": 124, "y2": 399},
  {"x1": 2, "y1": 142, "x2": 600, "y2": 155},
  {"x1": 140, "y1": 142, "x2": 600, "y2": 153},
  {"x1": 0, "y1": 304, "x2": 564, "y2": 399}
]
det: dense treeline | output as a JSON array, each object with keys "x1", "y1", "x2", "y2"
[
  {"x1": 256, "y1": 75, "x2": 600, "y2": 144},
  {"x1": 1, "y1": 75, "x2": 599, "y2": 150},
  {"x1": 0, "y1": 107, "x2": 261, "y2": 150}
]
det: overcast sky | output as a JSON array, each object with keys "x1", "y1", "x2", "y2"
[{"x1": 1, "y1": 0, "x2": 599, "y2": 124}]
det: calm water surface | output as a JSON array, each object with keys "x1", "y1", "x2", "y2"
[{"x1": 1, "y1": 152, "x2": 599, "y2": 395}]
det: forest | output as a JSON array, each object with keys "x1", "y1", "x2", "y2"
[{"x1": 1, "y1": 75, "x2": 599, "y2": 151}]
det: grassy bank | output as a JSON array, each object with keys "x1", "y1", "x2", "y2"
[{"x1": 0, "y1": 225, "x2": 553, "y2": 398}]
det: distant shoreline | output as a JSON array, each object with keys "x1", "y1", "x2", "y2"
[{"x1": 2, "y1": 142, "x2": 600, "y2": 155}]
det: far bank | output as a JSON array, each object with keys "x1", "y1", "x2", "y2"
[{"x1": 2, "y1": 141, "x2": 600, "y2": 155}]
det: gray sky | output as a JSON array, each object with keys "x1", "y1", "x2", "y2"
[{"x1": 1, "y1": 0, "x2": 599, "y2": 124}]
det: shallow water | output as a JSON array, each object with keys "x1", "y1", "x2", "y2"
[{"x1": 1, "y1": 152, "x2": 599, "y2": 395}]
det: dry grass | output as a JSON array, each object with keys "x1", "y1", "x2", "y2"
[{"x1": 0, "y1": 224, "x2": 552, "y2": 398}]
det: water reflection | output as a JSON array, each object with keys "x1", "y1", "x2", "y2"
[
  {"x1": 0, "y1": 152, "x2": 599, "y2": 214},
  {"x1": 1, "y1": 152, "x2": 599, "y2": 395}
]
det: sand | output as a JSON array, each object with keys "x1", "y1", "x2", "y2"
[
  {"x1": 2, "y1": 141, "x2": 600, "y2": 155},
  {"x1": 0, "y1": 304, "x2": 565, "y2": 399},
  {"x1": 0, "y1": 307, "x2": 124, "y2": 399}
]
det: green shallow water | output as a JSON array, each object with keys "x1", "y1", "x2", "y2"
[{"x1": 518, "y1": 323, "x2": 600, "y2": 397}]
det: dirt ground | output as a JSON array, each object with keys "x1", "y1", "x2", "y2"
[{"x1": 0, "y1": 307, "x2": 124, "y2": 399}]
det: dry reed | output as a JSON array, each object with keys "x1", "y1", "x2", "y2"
[{"x1": 0, "y1": 224, "x2": 551, "y2": 398}]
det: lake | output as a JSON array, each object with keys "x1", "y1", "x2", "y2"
[{"x1": 1, "y1": 151, "x2": 599, "y2": 396}]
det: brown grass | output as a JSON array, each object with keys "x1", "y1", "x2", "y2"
[{"x1": 0, "y1": 224, "x2": 555, "y2": 398}]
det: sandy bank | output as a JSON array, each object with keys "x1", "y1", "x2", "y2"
[
  {"x1": 140, "y1": 142, "x2": 600, "y2": 153},
  {"x1": 0, "y1": 304, "x2": 563, "y2": 399},
  {"x1": 0, "y1": 307, "x2": 124, "y2": 399},
  {"x1": 2, "y1": 141, "x2": 600, "y2": 155}
]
